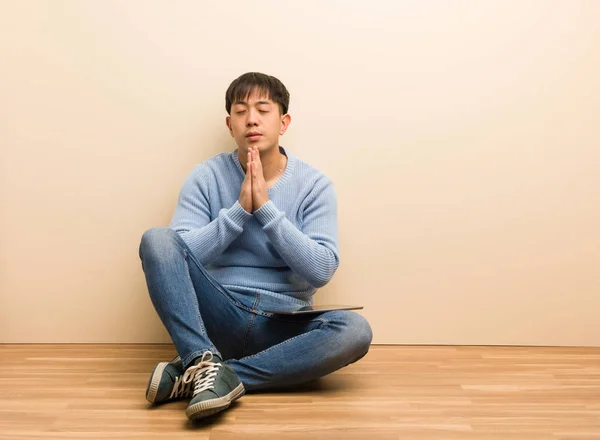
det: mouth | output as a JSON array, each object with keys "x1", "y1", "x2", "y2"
[{"x1": 246, "y1": 132, "x2": 262, "y2": 142}]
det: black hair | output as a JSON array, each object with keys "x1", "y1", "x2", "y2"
[{"x1": 225, "y1": 72, "x2": 290, "y2": 115}]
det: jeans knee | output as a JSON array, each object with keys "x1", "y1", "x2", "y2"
[
  {"x1": 139, "y1": 227, "x2": 179, "y2": 262},
  {"x1": 328, "y1": 311, "x2": 373, "y2": 362},
  {"x1": 347, "y1": 312, "x2": 373, "y2": 358}
]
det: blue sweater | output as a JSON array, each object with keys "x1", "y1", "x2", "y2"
[{"x1": 169, "y1": 147, "x2": 339, "y2": 305}]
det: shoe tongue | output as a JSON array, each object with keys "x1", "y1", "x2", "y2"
[{"x1": 190, "y1": 359, "x2": 221, "y2": 397}]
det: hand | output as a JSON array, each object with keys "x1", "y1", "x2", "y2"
[
  {"x1": 249, "y1": 147, "x2": 269, "y2": 211},
  {"x1": 238, "y1": 149, "x2": 253, "y2": 213}
]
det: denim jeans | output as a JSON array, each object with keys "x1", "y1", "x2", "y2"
[{"x1": 138, "y1": 227, "x2": 373, "y2": 391}]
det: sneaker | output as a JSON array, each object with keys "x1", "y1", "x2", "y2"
[
  {"x1": 145, "y1": 355, "x2": 194, "y2": 404},
  {"x1": 183, "y1": 351, "x2": 245, "y2": 420}
]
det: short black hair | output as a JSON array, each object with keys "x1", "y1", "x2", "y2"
[{"x1": 225, "y1": 72, "x2": 290, "y2": 115}]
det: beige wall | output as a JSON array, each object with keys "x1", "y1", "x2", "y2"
[{"x1": 1, "y1": 1, "x2": 599, "y2": 345}]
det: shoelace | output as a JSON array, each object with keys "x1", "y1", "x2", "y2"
[
  {"x1": 180, "y1": 351, "x2": 221, "y2": 397},
  {"x1": 169, "y1": 375, "x2": 194, "y2": 399}
]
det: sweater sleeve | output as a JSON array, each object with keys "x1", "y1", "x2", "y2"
[
  {"x1": 169, "y1": 164, "x2": 252, "y2": 265},
  {"x1": 253, "y1": 178, "x2": 339, "y2": 287}
]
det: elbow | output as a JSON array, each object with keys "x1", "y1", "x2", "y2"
[
  {"x1": 309, "y1": 254, "x2": 339, "y2": 288},
  {"x1": 311, "y1": 276, "x2": 332, "y2": 288}
]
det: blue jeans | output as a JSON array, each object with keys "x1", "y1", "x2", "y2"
[{"x1": 138, "y1": 227, "x2": 373, "y2": 391}]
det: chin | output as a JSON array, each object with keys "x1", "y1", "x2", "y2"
[
  {"x1": 239, "y1": 140, "x2": 275, "y2": 151},
  {"x1": 245, "y1": 142, "x2": 263, "y2": 150}
]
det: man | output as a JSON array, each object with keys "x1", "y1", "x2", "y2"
[{"x1": 139, "y1": 72, "x2": 373, "y2": 421}]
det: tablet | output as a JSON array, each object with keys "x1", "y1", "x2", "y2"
[{"x1": 263, "y1": 304, "x2": 363, "y2": 315}]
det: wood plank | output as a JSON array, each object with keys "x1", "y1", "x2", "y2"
[{"x1": 0, "y1": 345, "x2": 599, "y2": 439}]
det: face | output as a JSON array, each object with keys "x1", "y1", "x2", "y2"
[{"x1": 226, "y1": 91, "x2": 291, "y2": 154}]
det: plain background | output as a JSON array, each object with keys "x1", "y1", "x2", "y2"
[{"x1": 1, "y1": 1, "x2": 599, "y2": 345}]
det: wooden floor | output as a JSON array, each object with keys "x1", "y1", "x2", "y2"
[{"x1": 1, "y1": 345, "x2": 600, "y2": 439}]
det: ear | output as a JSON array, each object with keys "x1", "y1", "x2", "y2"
[
  {"x1": 225, "y1": 115, "x2": 234, "y2": 137},
  {"x1": 279, "y1": 114, "x2": 291, "y2": 136}
]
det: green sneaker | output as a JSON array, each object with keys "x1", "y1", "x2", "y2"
[
  {"x1": 183, "y1": 351, "x2": 245, "y2": 420},
  {"x1": 145, "y1": 355, "x2": 194, "y2": 404}
]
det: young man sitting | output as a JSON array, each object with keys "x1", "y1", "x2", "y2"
[{"x1": 139, "y1": 72, "x2": 373, "y2": 420}]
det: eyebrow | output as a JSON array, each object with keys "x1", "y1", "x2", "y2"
[{"x1": 233, "y1": 100, "x2": 272, "y2": 106}]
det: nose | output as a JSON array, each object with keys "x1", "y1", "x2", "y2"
[{"x1": 246, "y1": 108, "x2": 259, "y2": 127}]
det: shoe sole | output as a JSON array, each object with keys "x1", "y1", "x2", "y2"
[
  {"x1": 146, "y1": 361, "x2": 169, "y2": 404},
  {"x1": 186, "y1": 382, "x2": 246, "y2": 420}
]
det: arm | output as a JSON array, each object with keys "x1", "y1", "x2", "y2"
[
  {"x1": 169, "y1": 164, "x2": 252, "y2": 265},
  {"x1": 253, "y1": 178, "x2": 339, "y2": 287}
]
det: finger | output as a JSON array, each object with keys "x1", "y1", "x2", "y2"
[{"x1": 255, "y1": 151, "x2": 263, "y2": 172}]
